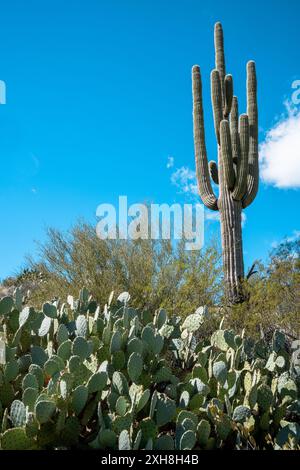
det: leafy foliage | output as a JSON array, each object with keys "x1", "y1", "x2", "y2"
[
  {"x1": 227, "y1": 237, "x2": 300, "y2": 338},
  {"x1": 19, "y1": 221, "x2": 222, "y2": 317}
]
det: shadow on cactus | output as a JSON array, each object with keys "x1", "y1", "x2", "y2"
[{"x1": 0, "y1": 287, "x2": 299, "y2": 450}]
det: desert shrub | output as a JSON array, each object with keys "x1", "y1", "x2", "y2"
[
  {"x1": 0, "y1": 289, "x2": 299, "y2": 450},
  {"x1": 3, "y1": 226, "x2": 299, "y2": 341},
  {"x1": 224, "y1": 237, "x2": 300, "y2": 339},
  {"x1": 22, "y1": 220, "x2": 222, "y2": 317}
]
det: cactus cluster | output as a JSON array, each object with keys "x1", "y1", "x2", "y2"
[{"x1": 0, "y1": 288, "x2": 299, "y2": 450}]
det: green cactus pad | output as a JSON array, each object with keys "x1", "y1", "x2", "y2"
[
  {"x1": 189, "y1": 393, "x2": 204, "y2": 410},
  {"x1": 177, "y1": 410, "x2": 198, "y2": 428},
  {"x1": 212, "y1": 361, "x2": 227, "y2": 385},
  {"x1": 154, "y1": 434, "x2": 174, "y2": 450},
  {"x1": 154, "y1": 366, "x2": 173, "y2": 383},
  {"x1": 179, "y1": 391, "x2": 190, "y2": 408},
  {"x1": 59, "y1": 372, "x2": 74, "y2": 398},
  {"x1": 215, "y1": 413, "x2": 232, "y2": 440},
  {"x1": 192, "y1": 364, "x2": 208, "y2": 382},
  {"x1": 155, "y1": 393, "x2": 176, "y2": 427},
  {"x1": 38, "y1": 315, "x2": 52, "y2": 337},
  {"x1": 25, "y1": 412, "x2": 39, "y2": 438},
  {"x1": 155, "y1": 309, "x2": 167, "y2": 329},
  {"x1": 22, "y1": 373, "x2": 39, "y2": 391},
  {"x1": 133, "y1": 429, "x2": 142, "y2": 450},
  {"x1": 232, "y1": 405, "x2": 251, "y2": 423},
  {"x1": 31, "y1": 346, "x2": 48, "y2": 367},
  {"x1": 181, "y1": 417, "x2": 197, "y2": 432},
  {"x1": 35, "y1": 399, "x2": 56, "y2": 424},
  {"x1": 4, "y1": 359, "x2": 19, "y2": 382},
  {"x1": 56, "y1": 324, "x2": 69, "y2": 345},
  {"x1": 197, "y1": 419, "x2": 211, "y2": 446},
  {"x1": 112, "y1": 371, "x2": 129, "y2": 396},
  {"x1": 272, "y1": 330, "x2": 285, "y2": 353},
  {"x1": 180, "y1": 430, "x2": 196, "y2": 450},
  {"x1": 17, "y1": 354, "x2": 32, "y2": 373},
  {"x1": 19, "y1": 306, "x2": 31, "y2": 327},
  {"x1": 87, "y1": 371, "x2": 107, "y2": 393},
  {"x1": 99, "y1": 428, "x2": 117, "y2": 449},
  {"x1": 118, "y1": 429, "x2": 131, "y2": 450},
  {"x1": 257, "y1": 384, "x2": 273, "y2": 411},
  {"x1": 1, "y1": 427, "x2": 34, "y2": 450},
  {"x1": 0, "y1": 296, "x2": 14, "y2": 315},
  {"x1": 112, "y1": 413, "x2": 133, "y2": 434},
  {"x1": 44, "y1": 355, "x2": 64, "y2": 377},
  {"x1": 140, "y1": 417, "x2": 158, "y2": 446},
  {"x1": 127, "y1": 352, "x2": 143, "y2": 382},
  {"x1": 10, "y1": 400, "x2": 26, "y2": 427},
  {"x1": 127, "y1": 337, "x2": 144, "y2": 355},
  {"x1": 60, "y1": 416, "x2": 80, "y2": 446},
  {"x1": 182, "y1": 313, "x2": 204, "y2": 332},
  {"x1": 72, "y1": 385, "x2": 88, "y2": 415},
  {"x1": 142, "y1": 326, "x2": 164, "y2": 355},
  {"x1": 115, "y1": 396, "x2": 128, "y2": 416},
  {"x1": 211, "y1": 330, "x2": 229, "y2": 351},
  {"x1": 29, "y1": 364, "x2": 44, "y2": 389},
  {"x1": 72, "y1": 336, "x2": 89, "y2": 360},
  {"x1": 111, "y1": 350, "x2": 126, "y2": 370},
  {"x1": 43, "y1": 302, "x2": 57, "y2": 319},
  {"x1": 57, "y1": 339, "x2": 72, "y2": 361},
  {"x1": 76, "y1": 314, "x2": 88, "y2": 338},
  {"x1": 22, "y1": 387, "x2": 39, "y2": 411},
  {"x1": 110, "y1": 330, "x2": 123, "y2": 354}
]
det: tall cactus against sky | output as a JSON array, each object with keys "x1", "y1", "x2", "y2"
[{"x1": 192, "y1": 22, "x2": 258, "y2": 303}]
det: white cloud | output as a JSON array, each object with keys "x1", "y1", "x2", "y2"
[
  {"x1": 166, "y1": 156, "x2": 174, "y2": 169},
  {"x1": 260, "y1": 102, "x2": 300, "y2": 188},
  {"x1": 170, "y1": 166, "x2": 198, "y2": 197}
]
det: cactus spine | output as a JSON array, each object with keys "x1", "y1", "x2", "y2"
[{"x1": 192, "y1": 22, "x2": 258, "y2": 303}]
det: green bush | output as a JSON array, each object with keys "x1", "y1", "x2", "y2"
[
  {"x1": 0, "y1": 289, "x2": 299, "y2": 450},
  {"x1": 16, "y1": 221, "x2": 222, "y2": 317},
  {"x1": 7, "y1": 223, "x2": 298, "y2": 341},
  {"x1": 224, "y1": 237, "x2": 300, "y2": 339}
]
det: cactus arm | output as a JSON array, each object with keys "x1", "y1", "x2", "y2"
[
  {"x1": 242, "y1": 61, "x2": 258, "y2": 208},
  {"x1": 211, "y1": 70, "x2": 223, "y2": 144},
  {"x1": 209, "y1": 160, "x2": 219, "y2": 184},
  {"x1": 230, "y1": 96, "x2": 239, "y2": 165},
  {"x1": 230, "y1": 96, "x2": 239, "y2": 133},
  {"x1": 232, "y1": 114, "x2": 249, "y2": 200},
  {"x1": 192, "y1": 65, "x2": 218, "y2": 210},
  {"x1": 224, "y1": 74, "x2": 233, "y2": 118},
  {"x1": 214, "y1": 22, "x2": 226, "y2": 106},
  {"x1": 220, "y1": 120, "x2": 235, "y2": 190}
]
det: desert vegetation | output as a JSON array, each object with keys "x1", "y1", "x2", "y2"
[
  {"x1": 0, "y1": 21, "x2": 299, "y2": 451},
  {"x1": 0, "y1": 287, "x2": 299, "y2": 450}
]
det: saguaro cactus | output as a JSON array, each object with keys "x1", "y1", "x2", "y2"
[{"x1": 192, "y1": 22, "x2": 258, "y2": 303}]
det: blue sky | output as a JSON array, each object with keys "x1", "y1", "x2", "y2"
[{"x1": 0, "y1": 0, "x2": 299, "y2": 279}]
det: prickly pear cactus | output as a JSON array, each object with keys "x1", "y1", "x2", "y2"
[{"x1": 0, "y1": 287, "x2": 299, "y2": 450}]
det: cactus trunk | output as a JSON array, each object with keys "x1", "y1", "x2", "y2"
[
  {"x1": 218, "y1": 185, "x2": 244, "y2": 303},
  {"x1": 192, "y1": 23, "x2": 258, "y2": 304}
]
